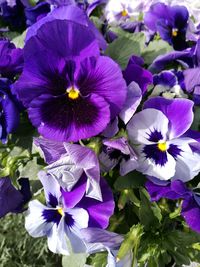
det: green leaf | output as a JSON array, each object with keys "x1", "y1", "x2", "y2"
[
  {"x1": 105, "y1": 33, "x2": 145, "y2": 69},
  {"x1": 114, "y1": 170, "x2": 146, "y2": 190},
  {"x1": 88, "y1": 252, "x2": 107, "y2": 267},
  {"x1": 18, "y1": 157, "x2": 43, "y2": 180},
  {"x1": 12, "y1": 30, "x2": 27, "y2": 48},
  {"x1": 62, "y1": 253, "x2": 87, "y2": 267},
  {"x1": 139, "y1": 188, "x2": 162, "y2": 230},
  {"x1": 191, "y1": 106, "x2": 200, "y2": 131},
  {"x1": 142, "y1": 39, "x2": 173, "y2": 66},
  {"x1": 117, "y1": 224, "x2": 144, "y2": 262}
]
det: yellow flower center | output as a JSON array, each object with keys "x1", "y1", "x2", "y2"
[
  {"x1": 57, "y1": 207, "x2": 64, "y2": 217},
  {"x1": 121, "y1": 9, "x2": 128, "y2": 17},
  {"x1": 67, "y1": 87, "x2": 79, "y2": 100},
  {"x1": 157, "y1": 142, "x2": 168, "y2": 152},
  {"x1": 172, "y1": 28, "x2": 178, "y2": 37}
]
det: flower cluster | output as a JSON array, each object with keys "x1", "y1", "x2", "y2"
[{"x1": 2, "y1": 0, "x2": 200, "y2": 266}]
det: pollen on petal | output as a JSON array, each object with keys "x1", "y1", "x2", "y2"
[
  {"x1": 121, "y1": 9, "x2": 128, "y2": 17},
  {"x1": 67, "y1": 87, "x2": 79, "y2": 100},
  {"x1": 157, "y1": 142, "x2": 167, "y2": 152},
  {"x1": 172, "y1": 28, "x2": 178, "y2": 37},
  {"x1": 57, "y1": 207, "x2": 65, "y2": 217}
]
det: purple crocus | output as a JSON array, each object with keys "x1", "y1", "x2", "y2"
[
  {"x1": 99, "y1": 137, "x2": 138, "y2": 176},
  {"x1": 0, "y1": 78, "x2": 20, "y2": 143},
  {"x1": 13, "y1": 17, "x2": 126, "y2": 142},
  {"x1": 144, "y1": 2, "x2": 189, "y2": 50},
  {"x1": 146, "y1": 178, "x2": 200, "y2": 233},
  {"x1": 127, "y1": 97, "x2": 200, "y2": 181},
  {"x1": 25, "y1": 171, "x2": 114, "y2": 255},
  {"x1": 0, "y1": 39, "x2": 23, "y2": 78}
]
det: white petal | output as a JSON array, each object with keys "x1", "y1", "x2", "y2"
[
  {"x1": 170, "y1": 138, "x2": 200, "y2": 182},
  {"x1": 25, "y1": 200, "x2": 52, "y2": 237},
  {"x1": 137, "y1": 146, "x2": 176, "y2": 180},
  {"x1": 127, "y1": 109, "x2": 169, "y2": 145},
  {"x1": 67, "y1": 208, "x2": 89, "y2": 229},
  {"x1": 47, "y1": 218, "x2": 70, "y2": 255}
]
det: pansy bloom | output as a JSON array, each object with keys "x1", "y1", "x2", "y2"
[
  {"x1": 13, "y1": 15, "x2": 127, "y2": 142},
  {"x1": 144, "y1": 2, "x2": 189, "y2": 50},
  {"x1": 127, "y1": 97, "x2": 200, "y2": 181},
  {"x1": 25, "y1": 171, "x2": 114, "y2": 255}
]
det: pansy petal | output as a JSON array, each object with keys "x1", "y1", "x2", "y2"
[
  {"x1": 64, "y1": 143, "x2": 102, "y2": 201},
  {"x1": 47, "y1": 217, "x2": 70, "y2": 255},
  {"x1": 77, "y1": 56, "x2": 127, "y2": 119},
  {"x1": 144, "y1": 97, "x2": 194, "y2": 139},
  {"x1": 33, "y1": 137, "x2": 66, "y2": 164},
  {"x1": 182, "y1": 197, "x2": 200, "y2": 233},
  {"x1": 25, "y1": 200, "x2": 52, "y2": 237},
  {"x1": 119, "y1": 82, "x2": 142, "y2": 124},
  {"x1": 25, "y1": 19, "x2": 100, "y2": 60},
  {"x1": 170, "y1": 138, "x2": 200, "y2": 182},
  {"x1": 28, "y1": 93, "x2": 110, "y2": 142},
  {"x1": 61, "y1": 175, "x2": 87, "y2": 209},
  {"x1": 137, "y1": 146, "x2": 176, "y2": 180},
  {"x1": 127, "y1": 109, "x2": 169, "y2": 145},
  {"x1": 38, "y1": 171, "x2": 61, "y2": 207},
  {"x1": 77, "y1": 178, "x2": 114, "y2": 229}
]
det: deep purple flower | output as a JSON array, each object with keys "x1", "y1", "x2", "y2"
[
  {"x1": 144, "y1": 3, "x2": 189, "y2": 50},
  {"x1": 0, "y1": 78, "x2": 20, "y2": 143},
  {"x1": 0, "y1": 39, "x2": 23, "y2": 78},
  {"x1": 13, "y1": 17, "x2": 126, "y2": 142},
  {"x1": 146, "y1": 178, "x2": 200, "y2": 233},
  {"x1": 0, "y1": 177, "x2": 31, "y2": 218},
  {"x1": 184, "y1": 67, "x2": 200, "y2": 105},
  {"x1": 25, "y1": 172, "x2": 114, "y2": 254}
]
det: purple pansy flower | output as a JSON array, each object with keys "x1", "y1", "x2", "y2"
[
  {"x1": 99, "y1": 137, "x2": 138, "y2": 176},
  {"x1": 25, "y1": 172, "x2": 114, "y2": 255},
  {"x1": 0, "y1": 177, "x2": 31, "y2": 218},
  {"x1": 146, "y1": 178, "x2": 200, "y2": 233},
  {"x1": 144, "y1": 2, "x2": 189, "y2": 50},
  {"x1": 0, "y1": 39, "x2": 23, "y2": 78},
  {"x1": 127, "y1": 97, "x2": 200, "y2": 181},
  {"x1": 34, "y1": 139, "x2": 102, "y2": 201},
  {"x1": 14, "y1": 17, "x2": 126, "y2": 142},
  {"x1": 0, "y1": 78, "x2": 20, "y2": 143}
]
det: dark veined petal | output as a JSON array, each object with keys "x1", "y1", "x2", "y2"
[
  {"x1": 28, "y1": 93, "x2": 110, "y2": 142},
  {"x1": 77, "y1": 56, "x2": 127, "y2": 119}
]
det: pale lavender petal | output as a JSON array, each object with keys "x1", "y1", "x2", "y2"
[
  {"x1": 119, "y1": 82, "x2": 142, "y2": 124},
  {"x1": 33, "y1": 137, "x2": 66, "y2": 164}
]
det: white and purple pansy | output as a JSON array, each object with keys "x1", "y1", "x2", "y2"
[
  {"x1": 25, "y1": 171, "x2": 114, "y2": 255},
  {"x1": 127, "y1": 97, "x2": 200, "y2": 181}
]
